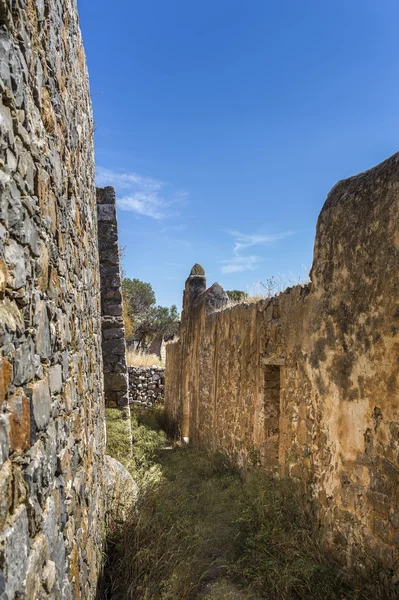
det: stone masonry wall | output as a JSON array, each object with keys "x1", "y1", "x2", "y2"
[
  {"x1": 0, "y1": 1, "x2": 105, "y2": 598},
  {"x1": 96, "y1": 186, "x2": 129, "y2": 414},
  {"x1": 165, "y1": 152, "x2": 399, "y2": 581},
  {"x1": 128, "y1": 366, "x2": 165, "y2": 407}
]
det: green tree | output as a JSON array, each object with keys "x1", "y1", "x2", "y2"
[
  {"x1": 123, "y1": 278, "x2": 156, "y2": 319},
  {"x1": 152, "y1": 304, "x2": 180, "y2": 339},
  {"x1": 134, "y1": 305, "x2": 180, "y2": 350},
  {"x1": 122, "y1": 278, "x2": 179, "y2": 349},
  {"x1": 226, "y1": 289, "x2": 248, "y2": 303}
]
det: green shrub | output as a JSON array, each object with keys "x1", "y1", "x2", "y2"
[
  {"x1": 105, "y1": 408, "x2": 132, "y2": 464},
  {"x1": 105, "y1": 407, "x2": 167, "y2": 491}
]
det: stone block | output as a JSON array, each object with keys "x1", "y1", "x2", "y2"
[
  {"x1": 96, "y1": 186, "x2": 116, "y2": 205},
  {"x1": 102, "y1": 315, "x2": 124, "y2": 330},
  {"x1": 0, "y1": 460, "x2": 12, "y2": 531},
  {"x1": 42, "y1": 559, "x2": 56, "y2": 593},
  {"x1": 0, "y1": 256, "x2": 7, "y2": 295},
  {"x1": 0, "y1": 359, "x2": 12, "y2": 406},
  {"x1": 99, "y1": 249, "x2": 119, "y2": 266},
  {"x1": 102, "y1": 338, "x2": 126, "y2": 356},
  {"x1": 101, "y1": 300, "x2": 123, "y2": 317},
  {"x1": 13, "y1": 338, "x2": 35, "y2": 386},
  {"x1": 103, "y1": 327, "x2": 124, "y2": 341},
  {"x1": 102, "y1": 288, "x2": 122, "y2": 301},
  {"x1": 4, "y1": 239, "x2": 26, "y2": 289},
  {"x1": 35, "y1": 301, "x2": 51, "y2": 359},
  {"x1": 0, "y1": 506, "x2": 30, "y2": 599},
  {"x1": 100, "y1": 266, "x2": 121, "y2": 286},
  {"x1": 29, "y1": 378, "x2": 51, "y2": 432},
  {"x1": 49, "y1": 364, "x2": 62, "y2": 394},
  {"x1": 105, "y1": 455, "x2": 138, "y2": 523},
  {"x1": 43, "y1": 496, "x2": 57, "y2": 559},
  {"x1": 116, "y1": 392, "x2": 130, "y2": 408},
  {"x1": 97, "y1": 203, "x2": 116, "y2": 222},
  {"x1": 25, "y1": 534, "x2": 47, "y2": 599},
  {"x1": 0, "y1": 413, "x2": 10, "y2": 465},
  {"x1": 104, "y1": 373, "x2": 128, "y2": 392},
  {"x1": 8, "y1": 392, "x2": 30, "y2": 454}
]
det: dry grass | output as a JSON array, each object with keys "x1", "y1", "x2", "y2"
[
  {"x1": 126, "y1": 348, "x2": 164, "y2": 367},
  {"x1": 246, "y1": 273, "x2": 309, "y2": 301},
  {"x1": 214, "y1": 272, "x2": 312, "y2": 314},
  {"x1": 101, "y1": 410, "x2": 393, "y2": 600},
  {"x1": 243, "y1": 295, "x2": 264, "y2": 304}
]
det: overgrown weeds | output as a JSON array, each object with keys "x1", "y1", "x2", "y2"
[{"x1": 102, "y1": 408, "x2": 393, "y2": 600}]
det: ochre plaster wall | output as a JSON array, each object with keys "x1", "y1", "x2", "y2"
[{"x1": 165, "y1": 152, "x2": 399, "y2": 573}]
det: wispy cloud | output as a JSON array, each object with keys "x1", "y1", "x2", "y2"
[
  {"x1": 225, "y1": 230, "x2": 292, "y2": 253},
  {"x1": 96, "y1": 167, "x2": 189, "y2": 220},
  {"x1": 221, "y1": 229, "x2": 292, "y2": 274},
  {"x1": 222, "y1": 255, "x2": 262, "y2": 273}
]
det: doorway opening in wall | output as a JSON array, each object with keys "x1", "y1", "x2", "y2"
[{"x1": 261, "y1": 365, "x2": 281, "y2": 468}]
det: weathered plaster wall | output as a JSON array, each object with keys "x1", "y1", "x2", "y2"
[
  {"x1": 165, "y1": 153, "x2": 399, "y2": 576},
  {"x1": 128, "y1": 366, "x2": 165, "y2": 407},
  {"x1": 97, "y1": 186, "x2": 129, "y2": 413},
  {"x1": 308, "y1": 152, "x2": 399, "y2": 571},
  {"x1": 0, "y1": 1, "x2": 105, "y2": 597}
]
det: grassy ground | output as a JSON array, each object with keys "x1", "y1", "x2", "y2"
[
  {"x1": 105, "y1": 407, "x2": 167, "y2": 493},
  {"x1": 102, "y1": 408, "x2": 393, "y2": 600}
]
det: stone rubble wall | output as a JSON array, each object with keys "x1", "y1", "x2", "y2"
[
  {"x1": 0, "y1": 1, "x2": 105, "y2": 598},
  {"x1": 165, "y1": 152, "x2": 399, "y2": 580},
  {"x1": 96, "y1": 186, "x2": 129, "y2": 413},
  {"x1": 128, "y1": 366, "x2": 165, "y2": 407}
]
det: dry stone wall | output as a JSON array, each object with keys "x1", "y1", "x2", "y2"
[
  {"x1": 128, "y1": 366, "x2": 165, "y2": 407},
  {"x1": 165, "y1": 152, "x2": 399, "y2": 581},
  {"x1": 0, "y1": 1, "x2": 104, "y2": 598},
  {"x1": 97, "y1": 186, "x2": 129, "y2": 413}
]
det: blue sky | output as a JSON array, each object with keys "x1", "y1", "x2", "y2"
[{"x1": 79, "y1": 0, "x2": 399, "y2": 309}]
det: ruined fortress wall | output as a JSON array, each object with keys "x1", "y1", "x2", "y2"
[
  {"x1": 0, "y1": 1, "x2": 104, "y2": 598},
  {"x1": 97, "y1": 186, "x2": 129, "y2": 411},
  {"x1": 165, "y1": 152, "x2": 399, "y2": 574},
  {"x1": 166, "y1": 286, "x2": 311, "y2": 469}
]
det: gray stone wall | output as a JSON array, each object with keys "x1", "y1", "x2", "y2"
[
  {"x1": 128, "y1": 366, "x2": 165, "y2": 407},
  {"x1": 0, "y1": 1, "x2": 105, "y2": 598},
  {"x1": 96, "y1": 186, "x2": 129, "y2": 412}
]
